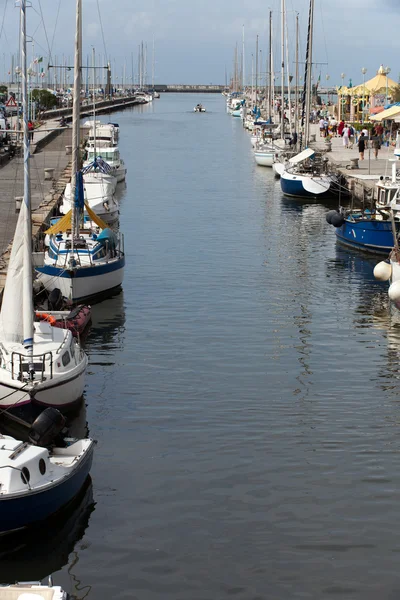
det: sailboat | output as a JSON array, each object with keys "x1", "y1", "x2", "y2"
[
  {"x1": 60, "y1": 50, "x2": 120, "y2": 227},
  {"x1": 36, "y1": 1, "x2": 125, "y2": 305},
  {"x1": 280, "y1": 0, "x2": 337, "y2": 198},
  {"x1": 0, "y1": 0, "x2": 87, "y2": 410}
]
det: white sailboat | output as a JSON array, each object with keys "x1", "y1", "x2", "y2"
[
  {"x1": 0, "y1": 0, "x2": 87, "y2": 411},
  {"x1": 36, "y1": 0, "x2": 125, "y2": 305},
  {"x1": 279, "y1": 0, "x2": 336, "y2": 198}
]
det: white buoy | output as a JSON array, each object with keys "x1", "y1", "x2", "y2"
[
  {"x1": 388, "y1": 280, "x2": 400, "y2": 302},
  {"x1": 373, "y1": 261, "x2": 392, "y2": 281}
]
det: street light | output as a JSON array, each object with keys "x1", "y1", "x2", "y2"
[
  {"x1": 326, "y1": 74, "x2": 330, "y2": 104},
  {"x1": 339, "y1": 73, "x2": 345, "y2": 121},
  {"x1": 361, "y1": 67, "x2": 367, "y2": 123},
  {"x1": 383, "y1": 65, "x2": 391, "y2": 106}
]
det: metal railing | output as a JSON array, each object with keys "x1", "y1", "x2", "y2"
[{"x1": 10, "y1": 351, "x2": 53, "y2": 382}]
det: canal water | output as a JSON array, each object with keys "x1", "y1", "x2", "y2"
[{"x1": 3, "y1": 94, "x2": 400, "y2": 598}]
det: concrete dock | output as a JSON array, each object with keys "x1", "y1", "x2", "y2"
[{"x1": 309, "y1": 123, "x2": 396, "y2": 202}]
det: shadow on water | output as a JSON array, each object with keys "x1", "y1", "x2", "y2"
[
  {"x1": 84, "y1": 290, "x2": 126, "y2": 349},
  {"x1": 0, "y1": 476, "x2": 95, "y2": 583}
]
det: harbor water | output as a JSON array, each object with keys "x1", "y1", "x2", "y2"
[{"x1": 3, "y1": 94, "x2": 400, "y2": 598}]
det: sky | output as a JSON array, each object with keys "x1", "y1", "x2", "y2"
[{"x1": 0, "y1": 0, "x2": 398, "y2": 88}]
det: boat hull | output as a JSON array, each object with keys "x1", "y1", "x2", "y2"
[
  {"x1": 0, "y1": 443, "x2": 94, "y2": 535},
  {"x1": 37, "y1": 256, "x2": 125, "y2": 304},
  {"x1": 254, "y1": 151, "x2": 274, "y2": 167},
  {"x1": 280, "y1": 171, "x2": 332, "y2": 198},
  {"x1": 335, "y1": 218, "x2": 397, "y2": 254},
  {"x1": 0, "y1": 356, "x2": 87, "y2": 410}
]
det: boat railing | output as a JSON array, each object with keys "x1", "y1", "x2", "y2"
[{"x1": 11, "y1": 351, "x2": 53, "y2": 382}]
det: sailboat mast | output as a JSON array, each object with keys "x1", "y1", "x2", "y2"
[
  {"x1": 71, "y1": 0, "x2": 82, "y2": 242},
  {"x1": 152, "y1": 36, "x2": 155, "y2": 90},
  {"x1": 255, "y1": 34, "x2": 258, "y2": 107},
  {"x1": 20, "y1": 0, "x2": 34, "y2": 367},
  {"x1": 242, "y1": 25, "x2": 245, "y2": 93},
  {"x1": 268, "y1": 11, "x2": 272, "y2": 121},
  {"x1": 295, "y1": 13, "x2": 299, "y2": 133},
  {"x1": 281, "y1": 0, "x2": 285, "y2": 138},
  {"x1": 92, "y1": 47, "x2": 96, "y2": 154},
  {"x1": 304, "y1": 0, "x2": 314, "y2": 146}
]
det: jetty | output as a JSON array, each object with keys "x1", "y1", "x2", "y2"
[{"x1": 309, "y1": 124, "x2": 396, "y2": 204}]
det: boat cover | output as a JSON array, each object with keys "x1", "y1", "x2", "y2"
[{"x1": 289, "y1": 148, "x2": 315, "y2": 164}]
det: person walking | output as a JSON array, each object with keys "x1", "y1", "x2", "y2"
[
  {"x1": 358, "y1": 132, "x2": 366, "y2": 160},
  {"x1": 372, "y1": 137, "x2": 381, "y2": 159},
  {"x1": 338, "y1": 119, "x2": 345, "y2": 137},
  {"x1": 348, "y1": 124, "x2": 355, "y2": 149},
  {"x1": 342, "y1": 124, "x2": 350, "y2": 148},
  {"x1": 28, "y1": 119, "x2": 34, "y2": 142},
  {"x1": 319, "y1": 117, "x2": 325, "y2": 137}
]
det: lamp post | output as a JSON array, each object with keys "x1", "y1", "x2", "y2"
[
  {"x1": 15, "y1": 66, "x2": 21, "y2": 135},
  {"x1": 361, "y1": 67, "x2": 367, "y2": 123},
  {"x1": 383, "y1": 65, "x2": 391, "y2": 107},
  {"x1": 326, "y1": 74, "x2": 330, "y2": 105},
  {"x1": 339, "y1": 73, "x2": 345, "y2": 121}
]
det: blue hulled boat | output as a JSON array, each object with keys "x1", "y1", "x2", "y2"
[
  {"x1": 280, "y1": 148, "x2": 338, "y2": 199},
  {"x1": 328, "y1": 165, "x2": 400, "y2": 254},
  {"x1": 0, "y1": 431, "x2": 95, "y2": 536},
  {"x1": 334, "y1": 212, "x2": 398, "y2": 254}
]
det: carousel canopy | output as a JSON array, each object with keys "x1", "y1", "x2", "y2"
[{"x1": 338, "y1": 65, "x2": 397, "y2": 96}]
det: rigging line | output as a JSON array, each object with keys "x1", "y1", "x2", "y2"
[
  {"x1": 96, "y1": 0, "x2": 108, "y2": 60},
  {"x1": 0, "y1": 0, "x2": 8, "y2": 42},
  {"x1": 37, "y1": 0, "x2": 54, "y2": 64},
  {"x1": 49, "y1": 0, "x2": 61, "y2": 61},
  {"x1": 318, "y1": 0, "x2": 329, "y2": 67}
]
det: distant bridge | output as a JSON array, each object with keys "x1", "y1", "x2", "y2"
[
  {"x1": 154, "y1": 84, "x2": 225, "y2": 93},
  {"x1": 154, "y1": 84, "x2": 337, "y2": 96}
]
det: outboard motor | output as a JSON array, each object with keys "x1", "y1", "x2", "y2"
[
  {"x1": 48, "y1": 287, "x2": 63, "y2": 310},
  {"x1": 29, "y1": 408, "x2": 66, "y2": 447}
]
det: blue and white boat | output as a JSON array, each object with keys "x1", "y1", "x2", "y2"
[
  {"x1": 280, "y1": 149, "x2": 336, "y2": 198},
  {"x1": 36, "y1": 4, "x2": 125, "y2": 305},
  {"x1": 329, "y1": 164, "x2": 400, "y2": 254},
  {"x1": 36, "y1": 196, "x2": 125, "y2": 304},
  {"x1": 0, "y1": 432, "x2": 94, "y2": 536}
]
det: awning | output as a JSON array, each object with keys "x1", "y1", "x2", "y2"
[
  {"x1": 370, "y1": 105, "x2": 400, "y2": 122},
  {"x1": 289, "y1": 148, "x2": 315, "y2": 164},
  {"x1": 45, "y1": 203, "x2": 108, "y2": 234}
]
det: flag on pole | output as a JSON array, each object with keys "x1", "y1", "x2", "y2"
[{"x1": 33, "y1": 57, "x2": 43, "y2": 64}]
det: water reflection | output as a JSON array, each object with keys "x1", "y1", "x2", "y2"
[
  {"x1": 84, "y1": 291, "x2": 126, "y2": 353},
  {"x1": 0, "y1": 477, "x2": 95, "y2": 583}
]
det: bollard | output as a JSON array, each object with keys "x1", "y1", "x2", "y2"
[
  {"x1": 15, "y1": 196, "x2": 23, "y2": 213},
  {"x1": 44, "y1": 167, "x2": 55, "y2": 180}
]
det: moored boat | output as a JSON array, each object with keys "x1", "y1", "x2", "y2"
[
  {"x1": 36, "y1": 305, "x2": 91, "y2": 338},
  {"x1": 0, "y1": 427, "x2": 94, "y2": 536}
]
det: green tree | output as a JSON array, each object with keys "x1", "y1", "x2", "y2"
[
  {"x1": 390, "y1": 85, "x2": 400, "y2": 103},
  {"x1": 31, "y1": 88, "x2": 57, "y2": 111}
]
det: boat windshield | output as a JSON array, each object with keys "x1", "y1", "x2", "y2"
[{"x1": 88, "y1": 151, "x2": 119, "y2": 161}]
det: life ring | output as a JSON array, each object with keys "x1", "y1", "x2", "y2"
[{"x1": 36, "y1": 312, "x2": 56, "y2": 325}]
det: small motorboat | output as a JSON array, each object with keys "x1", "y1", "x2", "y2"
[
  {"x1": 0, "y1": 578, "x2": 67, "y2": 599},
  {"x1": 0, "y1": 408, "x2": 95, "y2": 536},
  {"x1": 194, "y1": 104, "x2": 206, "y2": 112},
  {"x1": 36, "y1": 305, "x2": 91, "y2": 337}
]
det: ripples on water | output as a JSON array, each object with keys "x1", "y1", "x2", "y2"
[{"x1": 9, "y1": 94, "x2": 400, "y2": 599}]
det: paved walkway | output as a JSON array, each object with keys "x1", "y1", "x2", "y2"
[{"x1": 0, "y1": 128, "x2": 71, "y2": 254}]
